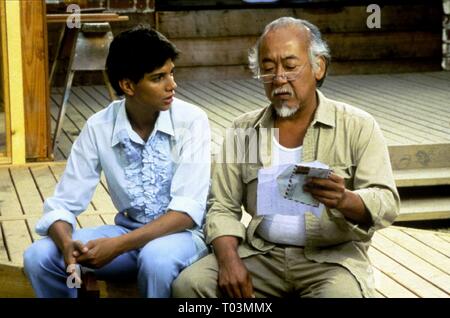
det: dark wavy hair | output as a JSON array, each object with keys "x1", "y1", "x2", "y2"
[{"x1": 106, "y1": 25, "x2": 179, "y2": 96}]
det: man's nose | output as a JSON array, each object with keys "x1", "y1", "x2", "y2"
[{"x1": 273, "y1": 73, "x2": 288, "y2": 85}]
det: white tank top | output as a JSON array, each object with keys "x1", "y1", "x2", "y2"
[{"x1": 256, "y1": 135, "x2": 307, "y2": 246}]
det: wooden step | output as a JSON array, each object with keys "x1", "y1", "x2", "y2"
[
  {"x1": 394, "y1": 167, "x2": 450, "y2": 187},
  {"x1": 398, "y1": 196, "x2": 450, "y2": 222}
]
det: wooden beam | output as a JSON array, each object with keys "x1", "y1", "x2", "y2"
[{"x1": 5, "y1": 0, "x2": 25, "y2": 164}]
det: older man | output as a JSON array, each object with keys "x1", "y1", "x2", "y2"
[{"x1": 173, "y1": 17, "x2": 399, "y2": 298}]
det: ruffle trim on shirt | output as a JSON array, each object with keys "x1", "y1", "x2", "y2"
[{"x1": 118, "y1": 129, "x2": 172, "y2": 223}]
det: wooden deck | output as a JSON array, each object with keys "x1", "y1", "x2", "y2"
[
  {"x1": 49, "y1": 71, "x2": 450, "y2": 222},
  {"x1": 51, "y1": 71, "x2": 450, "y2": 161},
  {"x1": 0, "y1": 162, "x2": 449, "y2": 298},
  {"x1": 1, "y1": 71, "x2": 448, "y2": 297}
]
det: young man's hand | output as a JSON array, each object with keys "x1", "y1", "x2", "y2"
[
  {"x1": 75, "y1": 237, "x2": 121, "y2": 268},
  {"x1": 62, "y1": 240, "x2": 88, "y2": 284}
]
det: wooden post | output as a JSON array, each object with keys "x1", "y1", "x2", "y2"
[
  {"x1": 5, "y1": 0, "x2": 26, "y2": 164},
  {"x1": 20, "y1": 0, "x2": 51, "y2": 161}
]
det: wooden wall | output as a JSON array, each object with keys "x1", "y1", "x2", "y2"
[
  {"x1": 47, "y1": 2, "x2": 443, "y2": 84},
  {"x1": 156, "y1": 4, "x2": 443, "y2": 81}
]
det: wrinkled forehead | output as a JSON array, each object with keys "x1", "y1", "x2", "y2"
[{"x1": 259, "y1": 25, "x2": 310, "y2": 63}]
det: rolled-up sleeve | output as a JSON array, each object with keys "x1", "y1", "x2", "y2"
[
  {"x1": 168, "y1": 113, "x2": 211, "y2": 227},
  {"x1": 36, "y1": 123, "x2": 101, "y2": 236},
  {"x1": 340, "y1": 117, "x2": 400, "y2": 238}
]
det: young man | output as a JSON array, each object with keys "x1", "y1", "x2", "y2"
[
  {"x1": 24, "y1": 25, "x2": 211, "y2": 298},
  {"x1": 173, "y1": 17, "x2": 400, "y2": 298}
]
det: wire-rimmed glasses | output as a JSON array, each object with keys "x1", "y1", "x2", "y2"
[{"x1": 254, "y1": 64, "x2": 306, "y2": 84}]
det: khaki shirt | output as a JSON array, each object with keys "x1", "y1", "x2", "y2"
[{"x1": 205, "y1": 90, "x2": 400, "y2": 297}]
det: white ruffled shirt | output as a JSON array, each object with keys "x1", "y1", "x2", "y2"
[{"x1": 36, "y1": 98, "x2": 211, "y2": 236}]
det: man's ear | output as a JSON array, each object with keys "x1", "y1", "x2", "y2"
[
  {"x1": 118, "y1": 79, "x2": 135, "y2": 96},
  {"x1": 314, "y1": 56, "x2": 326, "y2": 82}
]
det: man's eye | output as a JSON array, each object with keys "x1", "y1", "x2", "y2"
[{"x1": 285, "y1": 65, "x2": 296, "y2": 70}]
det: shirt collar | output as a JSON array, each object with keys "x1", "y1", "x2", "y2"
[
  {"x1": 111, "y1": 100, "x2": 175, "y2": 147},
  {"x1": 312, "y1": 90, "x2": 335, "y2": 128},
  {"x1": 255, "y1": 89, "x2": 335, "y2": 129}
]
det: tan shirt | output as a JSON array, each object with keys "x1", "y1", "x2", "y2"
[{"x1": 205, "y1": 90, "x2": 400, "y2": 297}]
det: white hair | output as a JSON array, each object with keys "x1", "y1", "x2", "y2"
[{"x1": 248, "y1": 17, "x2": 331, "y2": 87}]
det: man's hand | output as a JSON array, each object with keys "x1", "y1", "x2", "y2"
[
  {"x1": 75, "y1": 237, "x2": 120, "y2": 269},
  {"x1": 303, "y1": 172, "x2": 347, "y2": 209},
  {"x1": 304, "y1": 172, "x2": 371, "y2": 225},
  {"x1": 61, "y1": 240, "x2": 88, "y2": 285},
  {"x1": 212, "y1": 236, "x2": 254, "y2": 298},
  {"x1": 62, "y1": 240, "x2": 89, "y2": 267},
  {"x1": 217, "y1": 253, "x2": 254, "y2": 298}
]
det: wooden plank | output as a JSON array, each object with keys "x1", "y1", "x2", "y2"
[
  {"x1": 30, "y1": 165, "x2": 57, "y2": 200},
  {"x1": 173, "y1": 36, "x2": 256, "y2": 67},
  {"x1": 436, "y1": 233, "x2": 450, "y2": 244},
  {"x1": 322, "y1": 80, "x2": 450, "y2": 143},
  {"x1": 49, "y1": 95, "x2": 76, "y2": 159},
  {"x1": 326, "y1": 32, "x2": 440, "y2": 61},
  {"x1": 398, "y1": 196, "x2": 450, "y2": 222},
  {"x1": 175, "y1": 88, "x2": 233, "y2": 128},
  {"x1": 157, "y1": 5, "x2": 441, "y2": 38},
  {"x1": 0, "y1": 262, "x2": 34, "y2": 297},
  {"x1": 380, "y1": 227, "x2": 450, "y2": 273},
  {"x1": 0, "y1": 223, "x2": 9, "y2": 262},
  {"x1": 2, "y1": 220, "x2": 33, "y2": 264},
  {"x1": 172, "y1": 32, "x2": 439, "y2": 68},
  {"x1": 191, "y1": 81, "x2": 258, "y2": 114},
  {"x1": 50, "y1": 93, "x2": 82, "y2": 140},
  {"x1": 355, "y1": 74, "x2": 450, "y2": 113},
  {"x1": 26, "y1": 216, "x2": 41, "y2": 243},
  {"x1": 182, "y1": 82, "x2": 247, "y2": 118},
  {"x1": 0, "y1": 211, "x2": 117, "y2": 222},
  {"x1": 398, "y1": 228, "x2": 450, "y2": 259},
  {"x1": 9, "y1": 166, "x2": 43, "y2": 215},
  {"x1": 100, "y1": 213, "x2": 116, "y2": 226},
  {"x1": 389, "y1": 144, "x2": 450, "y2": 170},
  {"x1": 70, "y1": 86, "x2": 106, "y2": 115},
  {"x1": 372, "y1": 266, "x2": 417, "y2": 298},
  {"x1": 394, "y1": 168, "x2": 450, "y2": 187},
  {"x1": 368, "y1": 246, "x2": 448, "y2": 297},
  {"x1": 372, "y1": 232, "x2": 450, "y2": 294},
  {"x1": 331, "y1": 75, "x2": 450, "y2": 130},
  {"x1": 175, "y1": 65, "x2": 251, "y2": 82},
  {"x1": 20, "y1": 0, "x2": 50, "y2": 160},
  {"x1": 77, "y1": 214, "x2": 106, "y2": 229},
  {"x1": 79, "y1": 86, "x2": 111, "y2": 110},
  {"x1": 0, "y1": 168, "x2": 23, "y2": 217},
  {"x1": 328, "y1": 59, "x2": 441, "y2": 76},
  {"x1": 46, "y1": 13, "x2": 128, "y2": 23}
]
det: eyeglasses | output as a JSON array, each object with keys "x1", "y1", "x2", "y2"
[{"x1": 254, "y1": 64, "x2": 306, "y2": 84}]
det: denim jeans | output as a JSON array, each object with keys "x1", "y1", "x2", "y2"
[{"x1": 23, "y1": 222, "x2": 208, "y2": 298}]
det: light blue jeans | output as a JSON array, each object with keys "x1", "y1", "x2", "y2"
[{"x1": 23, "y1": 220, "x2": 208, "y2": 298}]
